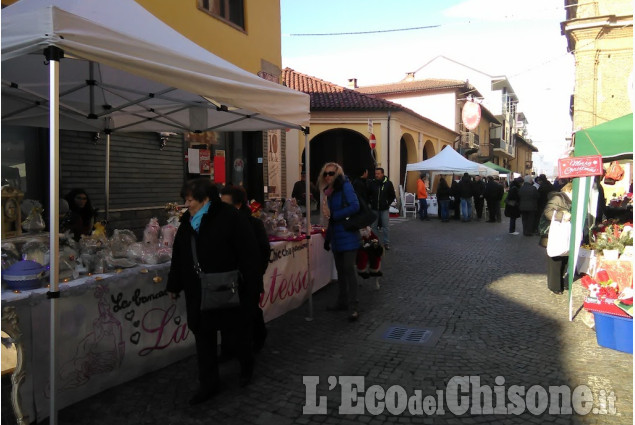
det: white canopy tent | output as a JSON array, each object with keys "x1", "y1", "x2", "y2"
[
  {"x1": 403, "y1": 147, "x2": 498, "y2": 195},
  {"x1": 405, "y1": 147, "x2": 499, "y2": 176},
  {"x1": 2, "y1": 1, "x2": 310, "y2": 423}
]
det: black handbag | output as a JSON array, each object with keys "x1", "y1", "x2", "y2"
[
  {"x1": 341, "y1": 187, "x2": 377, "y2": 231},
  {"x1": 191, "y1": 235, "x2": 241, "y2": 311}
]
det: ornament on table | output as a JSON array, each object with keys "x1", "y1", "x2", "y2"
[{"x1": 21, "y1": 199, "x2": 45, "y2": 233}]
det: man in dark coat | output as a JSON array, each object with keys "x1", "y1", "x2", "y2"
[
  {"x1": 352, "y1": 168, "x2": 370, "y2": 206},
  {"x1": 368, "y1": 168, "x2": 396, "y2": 249},
  {"x1": 535, "y1": 174, "x2": 555, "y2": 233},
  {"x1": 291, "y1": 171, "x2": 319, "y2": 214},
  {"x1": 518, "y1": 175, "x2": 539, "y2": 236},
  {"x1": 220, "y1": 185, "x2": 271, "y2": 355},
  {"x1": 484, "y1": 176, "x2": 504, "y2": 223},
  {"x1": 450, "y1": 177, "x2": 461, "y2": 220},
  {"x1": 471, "y1": 175, "x2": 486, "y2": 220},
  {"x1": 457, "y1": 173, "x2": 473, "y2": 222},
  {"x1": 167, "y1": 178, "x2": 261, "y2": 405}
]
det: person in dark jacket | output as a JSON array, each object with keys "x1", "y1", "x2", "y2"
[
  {"x1": 450, "y1": 177, "x2": 461, "y2": 220},
  {"x1": 504, "y1": 177, "x2": 522, "y2": 234},
  {"x1": 291, "y1": 170, "x2": 319, "y2": 214},
  {"x1": 471, "y1": 175, "x2": 486, "y2": 221},
  {"x1": 63, "y1": 188, "x2": 96, "y2": 241},
  {"x1": 319, "y1": 162, "x2": 362, "y2": 321},
  {"x1": 436, "y1": 177, "x2": 452, "y2": 222},
  {"x1": 352, "y1": 168, "x2": 371, "y2": 206},
  {"x1": 166, "y1": 178, "x2": 261, "y2": 405},
  {"x1": 518, "y1": 175, "x2": 539, "y2": 236},
  {"x1": 535, "y1": 174, "x2": 555, "y2": 233},
  {"x1": 368, "y1": 168, "x2": 396, "y2": 249},
  {"x1": 538, "y1": 183, "x2": 573, "y2": 294},
  {"x1": 220, "y1": 185, "x2": 271, "y2": 354},
  {"x1": 457, "y1": 173, "x2": 473, "y2": 222},
  {"x1": 484, "y1": 176, "x2": 504, "y2": 223}
]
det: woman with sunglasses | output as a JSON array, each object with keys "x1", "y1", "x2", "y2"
[
  {"x1": 318, "y1": 162, "x2": 362, "y2": 322},
  {"x1": 63, "y1": 188, "x2": 96, "y2": 241}
]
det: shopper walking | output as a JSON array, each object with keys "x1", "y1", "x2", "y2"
[
  {"x1": 369, "y1": 167, "x2": 396, "y2": 249},
  {"x1": 471, "y1": 175, "x2": 486, "y2": 221},
  {"x1": 319, "y1": 162, "x2": 362, "y2": 322},
  {"x1": 166, "y1": 178, "x2": 261, "y2": 405},
  {"x1": 436, "y1": 177, "x2": 451, "y2": 222},
  {"x1": 417, "y1": 173, "x2": 430, "y2": 221},
  {"x1": 518, "y1": 175, "x2": 539, "y2": 236},
  {"x1": 538, "y1": 183, "x2": 573, "y2": 294},
  {"x1": 504, "y1": 177, "x2": 522, "y2": 235},
  {"x1": 457, "y1": 173, "x2": 473, "y2": 222}
]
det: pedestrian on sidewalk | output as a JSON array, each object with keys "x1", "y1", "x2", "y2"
[
  {"x1": 220, "y1": 185, "x2": 270, "y2": 355},
  {"x1": 484, "y1": 176, "x2": 504, "y2": 223},
  {"x1": 457, "y1": 172, "x2": 473, "y2": 222},
  {"x1": 417, "y1": 172, "x2": 430, "y2": 221},
  {"x1": 166, "y1": 178, "x2": 261, "y2": 405},
  {"x1": 319, "y1": 162, "x2": 362, "y2": 322},
  {"x1": 369, "y1": 167, "x2": 396, "y2": 249},
  {"x1": 504, "y1": 177, "x2": 522, "y2": 234},
  {"x1": 436, "y1": 177, "x2": 452, "y2": 222},
  {"x1": 472, "y1": 175, "x2": 486, "y2": 220},
  {"x1": 450, "y1": 176, "x2": 461, "y2": 220},
  {"x1": 538, "y1": 182, "x2": 573, "y2": 294},
  {"x1": 519, "y1": 175, "x2": 539, "y2": 236}
]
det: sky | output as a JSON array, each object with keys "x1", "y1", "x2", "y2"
[{"x1": 280, "y1": 0, "x2": 576, "y2": 175}]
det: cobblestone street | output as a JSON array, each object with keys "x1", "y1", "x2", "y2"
[{"x1": 49, "y1": 216, "x2": 633, "y2": 425}]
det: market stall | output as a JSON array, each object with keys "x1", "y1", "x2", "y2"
[
  {"x1": 1, "y1": 232, "x2": 333, "y2": 422},
  {"x1": 2, "y1": 0, "x2": 312, "y2": 423},
  {"x1": 566, "y1": 113, "x2": 633, "y2": 351},
  {"x1": 402, "y1": 147, "x2": 498, "y2": 215}
]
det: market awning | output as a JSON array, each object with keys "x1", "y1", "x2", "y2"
[
  {"x1": 573, "y1": 113, "x2": 633, "y2": 161},
  {"x1": 1, "y1": 0, "x2": 310, "y2": 132},
  {"x1": 482, "y1": 161, "x2": 512, "y2": 174}
]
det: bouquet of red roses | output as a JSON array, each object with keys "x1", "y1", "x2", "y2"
[{"x1": 581, "y1": 269, "x2": 632, "y2": 305}]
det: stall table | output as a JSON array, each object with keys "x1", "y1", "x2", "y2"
[{"x1": 1, "y1": 233, "x2": 332, "y2": 423}]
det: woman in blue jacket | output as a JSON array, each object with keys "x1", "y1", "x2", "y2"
[{"x1": 318, "y1": 162, "x2": 362, "y2": 321}]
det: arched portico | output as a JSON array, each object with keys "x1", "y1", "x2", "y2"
[{"x1": 305, "y1": 128, "x2": 375, "y2": 184}]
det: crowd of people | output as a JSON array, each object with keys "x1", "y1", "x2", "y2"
[{"x1": 162, "y1": 167, "x2": 588, "y2": 406}]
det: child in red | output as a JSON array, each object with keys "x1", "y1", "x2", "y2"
[{"x1": 356, "y1": 227, "x2": 384, "y2": 279}]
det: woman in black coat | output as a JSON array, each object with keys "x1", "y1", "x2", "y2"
[
  {"x1": 504, "y1": 177, "x2": 522, "y2": 234},
  {"x1": 167, "y1": 178, "x2": 260, "y2": 405}
]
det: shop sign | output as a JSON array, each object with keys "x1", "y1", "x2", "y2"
[
  {"x1": 558, "y1": 155, "x2": 603, "y2": 178},
  {"x1": 461, "y1": 101, "x2": 481, "y2": 131}
]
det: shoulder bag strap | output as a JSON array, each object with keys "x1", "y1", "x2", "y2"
[{"x1": 190, "y1": 235, "x2": 202, "y2": 276}]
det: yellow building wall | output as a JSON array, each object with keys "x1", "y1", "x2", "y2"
[
  {"x1": 0, "y1": 0, "x2": 283, "y2": 77},
  {"x1": 136, "y1": 0, "x2": 282, "y2": 77}
]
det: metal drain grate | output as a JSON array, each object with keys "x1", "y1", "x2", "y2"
[
  {"x1": 370, "y1": 323, "x2": 443, "y2": 347},
  {"x1": 384, "y1": 326, "x2": 433, "y2": 344}
]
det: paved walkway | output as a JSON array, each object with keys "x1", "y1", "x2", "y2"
[{"x1": 45, "y1": 217, "x2": 633, "y2": 424}]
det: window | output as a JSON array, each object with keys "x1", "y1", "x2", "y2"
[{"x1": 198, "y1": 0, "x2": 245, "y2": 30}]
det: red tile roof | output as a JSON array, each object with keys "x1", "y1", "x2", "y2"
[
  {"x1": 355, "y1": 79, "x2": 475, "y2": 96},
  {"x1": 282, "y1": 68, "x2": 401, "y2": 111}
]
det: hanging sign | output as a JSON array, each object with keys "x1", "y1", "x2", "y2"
[
  {"x1": 199, "y1": 149, "x2": 211, "y2": 175},
  {"x1": 461, "y1": 101, "x2": 481, "y2": 131},
  {"x1": 558, "y1": 155, "x2": 603, "y2": 178}
]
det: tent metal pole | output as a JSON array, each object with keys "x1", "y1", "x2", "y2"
[
  {"x1": 304, "y1": 129, "x2": 313, "y2": 321},
  {"x1": 45, "y1": 45, "x2": 63, "y2": 425},
  {"x1": 105, "y1": 132, "x2": 111, "y2": 221}
]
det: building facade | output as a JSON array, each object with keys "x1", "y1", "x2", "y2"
[
  {"x1": 354, "y1": 56, "x2": 536, "y2": 176},
  {"x1": 283, "y1": 69, "x2": 458, "y2": 195},
  {"x1": 561, "y1": 0, "x2": 633, "y2": 130}
]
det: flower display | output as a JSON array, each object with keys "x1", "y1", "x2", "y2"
[{"x1": 589, "y1": 219, "x2": 633, "y2": 254}]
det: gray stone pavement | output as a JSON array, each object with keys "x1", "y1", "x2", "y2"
[{"x1": 45, "y1": 216, "x2": 632, "y2": 424}]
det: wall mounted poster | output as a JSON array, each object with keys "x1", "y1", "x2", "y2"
[{"x1": 267, "y1": 130, "x2": 281, "y2": 198}]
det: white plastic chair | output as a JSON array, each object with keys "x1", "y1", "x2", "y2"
[{"x1": 403, "y1": 192, "x2": 417, "y2": 218}]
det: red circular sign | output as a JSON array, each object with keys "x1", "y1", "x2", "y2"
[
  {"x1": 462, "y1": 101, "x2": 481, "y2": 131},
  {"x1": 369, "y1": 134, "x2": 376, "y2": 149}
]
